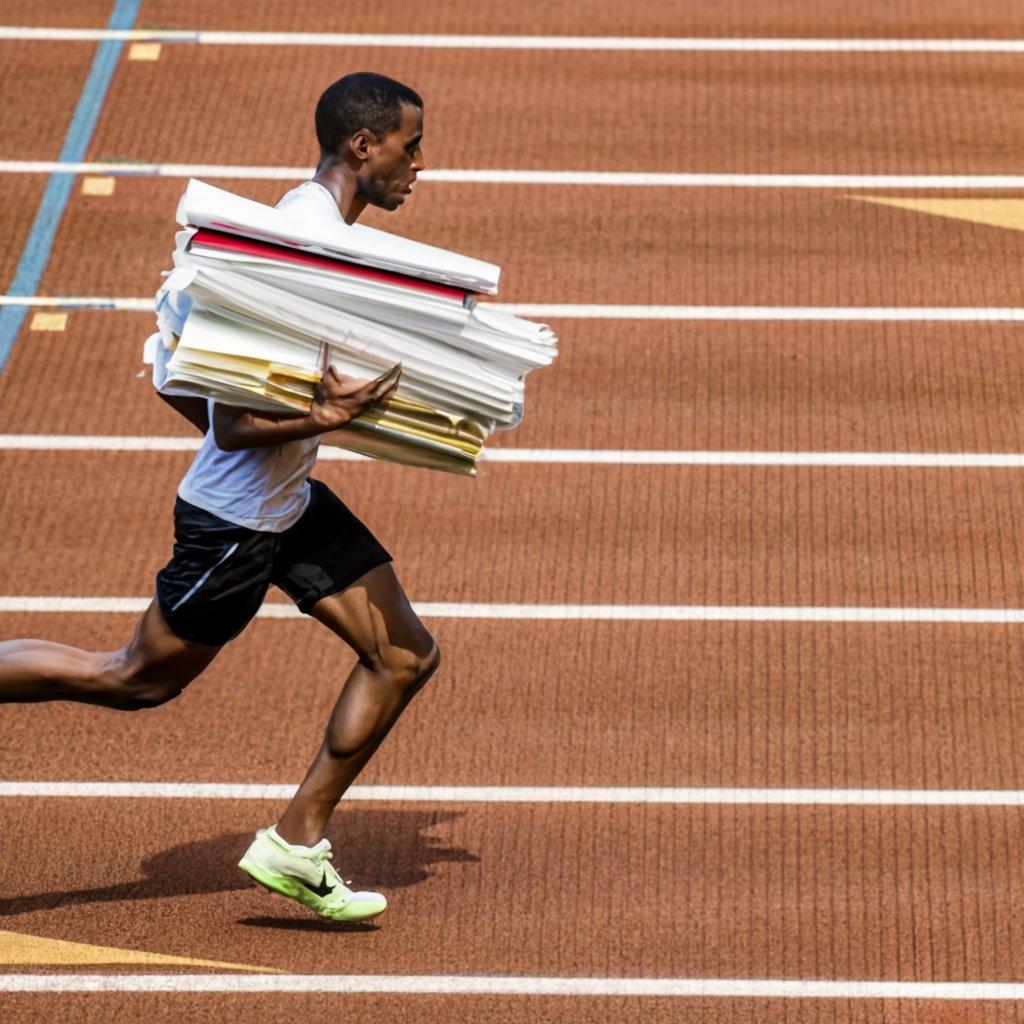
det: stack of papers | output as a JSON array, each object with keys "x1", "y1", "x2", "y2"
[{"x1": 153, "y1": 180, "x2": 558, "y2": 475}]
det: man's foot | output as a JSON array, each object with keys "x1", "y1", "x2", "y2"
[{"x1": 238, "y1": 825, "x2": 387, "y2": 922}]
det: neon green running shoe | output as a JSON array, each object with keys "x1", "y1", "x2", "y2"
[{"x1": 238, "y1": 825, "x2": 388, "y2": 922}]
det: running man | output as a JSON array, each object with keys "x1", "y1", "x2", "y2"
[{"x1": 0, "y1": 72, "x2": 437, "y2": 922}]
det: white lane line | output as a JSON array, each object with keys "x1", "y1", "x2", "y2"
[
  {"x1": 6, "y1": 28, "x2": 1024, "y2": 52},
  {"x1": 489, "y1": 305, "x2": 1024, "y2": 320},
  {"x1": 9, "y1": 295, "x2": 1024, "y2": 321},
  {"x1": 478, "y1": 451, "x2": 1024, "y2": 467},
  {"x1": 2, "y1": 974, "x2": 1024, "y2": 997},
  {"x1": 3, "y1": 780, "x2": 1024, "y2": 806},
  {"x1": 0, "y1": 160, "x2": 312, "y2": 179},
  {"x1": 0, "y1": 296, "x2": 153, "y2": 310},
  {"x1": 4, "y1": 161, "x2": 1024, "y2": 188},
  {"x1": 0, "y1": 436, "x2": 204, "y2": 452},
  {"x1": 3, "y1": 597, "x2": 1024, "y2": 623},
  {"x1": 3, "y1": 435, "x2": 1024, "y2": 467}
]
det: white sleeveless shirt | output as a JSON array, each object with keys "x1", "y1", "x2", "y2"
[{"x1": 176, "y1": 181, "x2": 343, "y2": 532}]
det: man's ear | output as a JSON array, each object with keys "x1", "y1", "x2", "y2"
[{"x1": 348, "y1": 128, "x2": 377, "y2": 163}]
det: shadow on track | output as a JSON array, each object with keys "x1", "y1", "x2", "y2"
[
  {"x1": 0, "y1": 809, "x2": 478, "y2": 917},
  {"x1": 237, "y1": 915, "x2": 381, "y2": 933}
]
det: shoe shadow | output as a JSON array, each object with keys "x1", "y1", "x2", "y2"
[
  {"x1": 0, "y1": 809, "x2": 478, "y2": 918},
  {"x1": 236, "y1": 916, "x2": 381, "y2": 934}
]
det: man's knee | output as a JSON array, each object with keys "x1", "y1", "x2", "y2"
[
  {"x1": 368, "y1": 635, "x2": 440, "y2": 692},
  {"x1": 418, "y1": 639, "x2": 441, "y2": 682},
  {"x1": 390, "y1": 640, "x2": 440, "y2": 690},
  {"x1": 108, "y1": 676, "x2": 185, "y2": 711},
  {"x1": 96, "y1": 657, "x2": 188, "y2": 711},
  {"x1": 119, "y1": 680, "x2": 185, "y2": 711}
]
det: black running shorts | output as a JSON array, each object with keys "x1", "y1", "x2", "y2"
[{"x1": 155, "y1": 479, "x2": 392, "y2": 646}]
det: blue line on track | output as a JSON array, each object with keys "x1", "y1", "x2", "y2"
[{"x1": 0, "y1": 0, "x2": 141, "y2": 373}]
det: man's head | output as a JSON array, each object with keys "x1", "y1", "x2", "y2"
[{"x1": 315, "y1": 72, "x2": 424, "y2": 212}]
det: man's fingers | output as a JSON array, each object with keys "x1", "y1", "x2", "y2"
[
  {"x1": 372, "y1": 363, "x2": 402, "y2": 386},
  {"x1": 316, "y1": 364, "x2": 402, "y2": 418},
  {"x1": 323, "y1": 366, "x2": 369, "y2": 396},
  {"x1": 374, "y1": 374, "x2": 400, "y2": 396},
  {"x1": 326, "y1": 364, "x2": 399, "y2": 389},
  {"x1": 371, "y1": 364, "x2": 402, "y2": 396}
]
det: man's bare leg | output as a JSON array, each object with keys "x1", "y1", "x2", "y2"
[
  {"x1": 276, "y1": 563, "x2": 439, "y2": 846},
  {"x1": 0, "y1": 600, "x2": 222, "y2": 710}
]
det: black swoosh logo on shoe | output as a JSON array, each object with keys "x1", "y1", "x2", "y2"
[{"x1": 297, "y1": 875, "x2": 339, "y2": 899}]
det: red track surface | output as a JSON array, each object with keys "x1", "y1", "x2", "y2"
[
  {"x1": 17, "y1": 179, "x2": 1024, "y2": 306},
  {"x1": 3, "y1": 2, "x2": 1024, "y2": 1022}
]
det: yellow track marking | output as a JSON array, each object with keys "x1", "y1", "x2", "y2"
[
  {"x1": 81, "y1": 176, "x2": 116, "y2": 196},
  {"x1": 127, "y1": 42, "x2": 161, "y2": 61},
  {"x1": 0, "y1": 930, "x2": 280, "y2": 973},
  {"x1": 850, "y1": 196, "x2": 1024, "y2": 233},
  {"x1": 29, "y1": 312, "x2": 67, "y2": 332}
]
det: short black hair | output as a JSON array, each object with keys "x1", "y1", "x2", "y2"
[{"x1": 315, "y1": 72, "x2": 423, "y2": 158}]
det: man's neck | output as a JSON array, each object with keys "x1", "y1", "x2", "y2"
[{"x1": 312, "y1": 160, "x2": 364, "y2": 224}]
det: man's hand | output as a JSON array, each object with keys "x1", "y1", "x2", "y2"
[
  {"x1": 309, "y1": 363, "x2": 401, "y2": 432},
  {"x1": 211, "y1": 354, "x2": 401, "y2": 452}
]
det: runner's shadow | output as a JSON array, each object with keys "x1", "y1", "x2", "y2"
[
  {"x1": 237, "y1": 916, "x2": 381, "y2": 933},
  {"x1": 0, "y1": 809, "x2": 477, "y2": 917}
]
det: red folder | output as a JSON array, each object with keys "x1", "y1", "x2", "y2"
[{"x1": 190, "y1": 228, "x2": 470, "y2": 304}]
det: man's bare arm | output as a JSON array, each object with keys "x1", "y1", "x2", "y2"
[
  {"x1": 158, "y1": 393, "x2": 210, "y2": 435},
  {"x1": 212, "y1": 364, "x2": 400, "y2": 451}
]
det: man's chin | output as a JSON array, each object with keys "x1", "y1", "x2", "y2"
[{"x1": 369, "y1": 194, "x2": 405, "y2": 212}]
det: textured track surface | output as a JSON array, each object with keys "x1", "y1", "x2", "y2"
[
  {"x1": 25, "y1": 180, "x2": 1024, "y2": 305},
  {"x1": 6, "y1": 310, "x2": 1024, "y2": 451}
]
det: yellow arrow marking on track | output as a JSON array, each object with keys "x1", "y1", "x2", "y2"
[
  {"x1": 851, "y1": 197, "x2": 1024, "y2": 233},
  {"x1": 0, "y1": 929, "x2": 279, "y2": 973}
]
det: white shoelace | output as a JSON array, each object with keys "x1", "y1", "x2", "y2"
[{"x1": 310, "y1": 847, "x2": 353, "y2": 888}]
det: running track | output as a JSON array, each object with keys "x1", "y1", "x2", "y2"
[{"x1": 3, "y1": 0, "x2": 1024, "y2": 1021}]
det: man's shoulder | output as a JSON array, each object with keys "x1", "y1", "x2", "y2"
[{"x1": 276, "y1": 181, "x2": 341, "y2": 221}]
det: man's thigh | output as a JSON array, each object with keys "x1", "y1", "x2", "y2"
[
  {"x1": 307, "y1": 563, "x2": 434, "y2": 665},
  {"x1": 120, "y1": 599, "x2": 223, "y2": 685},
  {"x1": 157, "y1": 497, "x2": 277, "y2": 646},
  {"x1": 271, "y1": 479, "x2": 392, "y2": 616}
]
